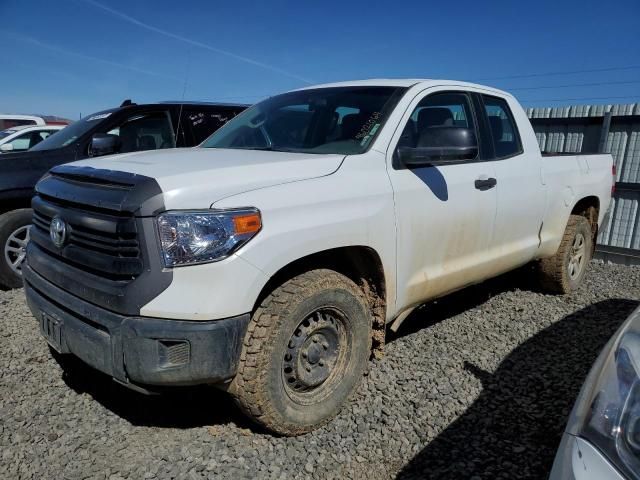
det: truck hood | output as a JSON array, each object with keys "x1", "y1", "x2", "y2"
[{"x1": 70, "y1": 147, "x2": 345, "y2": 208}]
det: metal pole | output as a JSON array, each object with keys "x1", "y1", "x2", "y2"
[{"x1": 598, "y1": 111, "x2": 612, "y2": 153}]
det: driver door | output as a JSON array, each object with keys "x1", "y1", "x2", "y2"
[{"x1": 386, "y1": 90, "x2": 498, "y2": 310}]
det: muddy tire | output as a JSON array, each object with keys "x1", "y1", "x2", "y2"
[
  {"x1": 229, "y1": 269, "x2": 372, "y2": 436},
  {"x1": 539, "y1": 214, "x2": 593, "y2": 294},
  {"x1": 0, "y1": 209, "x2": 33, "y2": 289}
]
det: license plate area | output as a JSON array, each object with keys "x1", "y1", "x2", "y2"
[{"x1": 41, "y1": 313, "x2": 63, "y2": 352}]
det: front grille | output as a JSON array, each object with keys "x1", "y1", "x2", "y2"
[
  {"x1": 31, "y1": 193, "x2": 143, "y2": 281},
  {"x1": 28, "y1": 164, "x2": 172, "y2": 316},
  {"x1": 32, "y1": 207, "x2": 139, "y2": 258}
]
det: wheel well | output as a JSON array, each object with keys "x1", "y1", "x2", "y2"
[
  {"x1": 571, "y1": 196, "x2": 600, "y2": 242},
  {"x1": 0, "y1": 198, "x2": 32, "y2": 217},
  {"x1": 254, "y1": 246, "x2": 387, "y2": 358}
]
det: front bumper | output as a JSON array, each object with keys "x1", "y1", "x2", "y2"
[{"x1": 23, "y1": 263, "x2": 250, "y2": 391}]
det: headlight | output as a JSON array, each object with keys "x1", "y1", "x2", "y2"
[
  {"x1": 156, "y1": 208, "x2": 261, "y2": 267},
  {"x1": 571, "y1": 307, "x2": 640, "y2": 479}
]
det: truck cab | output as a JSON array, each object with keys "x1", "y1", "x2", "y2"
[{"x1": 23, "y1": 80, "x2": 613, "y2": 435}]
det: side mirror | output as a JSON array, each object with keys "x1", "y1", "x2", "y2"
[
  {"x1": 398, "y1": 127, "x2": 478, "y2": 167},
  {"x1": 0, "y1": 144, "x2": 14, "y2": 152},
  {"x1": 89, "y1": 133, "x2": 121, "y2": 157}
]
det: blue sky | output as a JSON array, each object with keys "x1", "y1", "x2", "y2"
[{"x1": 1, "y1": 0, "x2": 639, "y2": 120}]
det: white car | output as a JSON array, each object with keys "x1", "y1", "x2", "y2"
[
  {"x1": 24, "y1": 79, "x2": 615, "y2": 435},
  {"x1": 550, "y1": 304, "x2": 640, "y2": 479},
  {"x1": 0, "y1": 125, "x2": 65, "y2": 153}
]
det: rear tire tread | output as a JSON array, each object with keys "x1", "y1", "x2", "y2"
[{"x1": 539, "y1": 214, "x2": 592, "y2": 294}]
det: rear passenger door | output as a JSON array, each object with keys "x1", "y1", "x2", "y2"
[
  {"x1": 478, "y1": 94, "x2": 545, "y2": 270},
  {"x1": 387, "y1": 90, "x2": 498, "y2": 308}
]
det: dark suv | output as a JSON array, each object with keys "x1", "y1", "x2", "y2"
[{"x1": 0, "y1": 100, "x2": 247, "y2": 289}]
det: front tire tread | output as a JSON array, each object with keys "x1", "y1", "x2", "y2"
[{"x1": 231, "y1": 269, "x2": 369, "y2": 435}]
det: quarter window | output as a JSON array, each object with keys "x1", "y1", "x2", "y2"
[{"x1": 482, "y1": 96, "x2": 522, "y2": 158}]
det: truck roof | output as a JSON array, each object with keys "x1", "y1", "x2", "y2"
[
  {"x1": 156, "y1": 101, "x2": 250, "y2": 108},
  {"x1": 295, "y1": 78, "x2": 512, "y2": 97}
]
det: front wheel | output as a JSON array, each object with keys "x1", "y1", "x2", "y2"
[
  {"x1": 0, "y1": 209, "x2": 33, "y2": 289},
  {"x1": 229, "y1": 269, "x2": 372, "y2": 435}
]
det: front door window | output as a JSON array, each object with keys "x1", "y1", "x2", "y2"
[{"x1": 106, "y1": 112, "x2": 175, "y2": 153}]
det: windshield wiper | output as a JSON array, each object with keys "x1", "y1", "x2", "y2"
[{"x1": 246, "y1": 145, "x2": 298, "y2": 153}]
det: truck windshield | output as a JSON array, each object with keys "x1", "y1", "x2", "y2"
[
  {"x1": 202, "y1": 86, "x2": 406, "y2": 155},
  {"x1": 30, "y1": 109, "x2": 117, "y2": 151}
]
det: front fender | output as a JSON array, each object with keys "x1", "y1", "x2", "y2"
[
  {"x1": 214, "y1": 153, "x2": 397, "y2": 319},
  {"x1": 141, "y1": 153, "x2": 397, "y2": 321}
]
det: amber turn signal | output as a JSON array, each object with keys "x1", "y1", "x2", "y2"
[{"x1": 233, "y1": 213, "x2": 262, "y2": 235}]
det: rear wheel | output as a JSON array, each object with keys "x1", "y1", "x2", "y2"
[
  {"x1": 539, "y1": 214, "x2": 593, "y2": 294},
  {"x1": 0, "y1": 209, "x2": 33, "y2": 289},
  {"x1": 230, "y1": 269, "x2": 371, "y2": 435}
]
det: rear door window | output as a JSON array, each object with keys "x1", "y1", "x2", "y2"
[
  {"x1": 41, "y1": 129, "x2": 58, "y2": 139},
  {"x1": 481, "y1": 95, "x2": 522, "y2": 159},
  {"x1": 29, "y1": 130, "x2": 57, "y2": 148},
  {"x1": 181, "y1": 108, "x2": 240, "y2": 145}
]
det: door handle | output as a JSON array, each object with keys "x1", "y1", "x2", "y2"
[{"x1": 474, "y1": 177, "x2": 497, "y2": 191}]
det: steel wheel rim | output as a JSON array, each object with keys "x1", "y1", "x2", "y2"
[
  {"x1": 282, "y1": 307, "x2": 350, "y2": 405},
  {"x1": 568, "y1": 232, "x2": 586, "y2": 280}
]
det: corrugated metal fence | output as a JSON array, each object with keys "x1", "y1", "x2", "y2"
[{"x1": 527, "y1": 104, "x2": 640, "y2": 265}]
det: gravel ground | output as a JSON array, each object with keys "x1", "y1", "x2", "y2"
[{"x1": 1, "y1": 262, "x2": 639, "y2": 480}]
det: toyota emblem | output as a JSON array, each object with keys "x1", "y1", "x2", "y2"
[{"x1": 50, "y1": 216, "x2": 67, "y2": 248}]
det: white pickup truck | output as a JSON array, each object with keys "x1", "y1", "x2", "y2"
[{"x1": 24, "y1": 79, "x2": 614, "y2": 435}]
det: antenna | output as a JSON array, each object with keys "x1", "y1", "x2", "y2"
[{"x1": 175, "y1": 49, "x2": 191, "y2": 146}]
